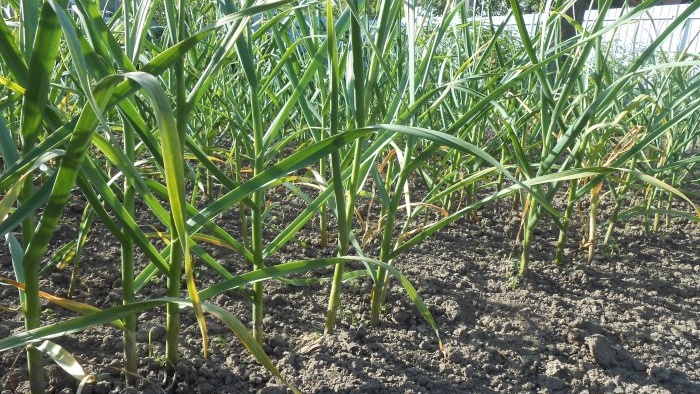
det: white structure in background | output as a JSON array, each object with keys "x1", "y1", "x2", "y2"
[
  {"x1": 487, "y1": 3, "x2": 700, "y2": 55},
  {"x1": 585, "y1": 4, "x2": 700, "y2": 55}
]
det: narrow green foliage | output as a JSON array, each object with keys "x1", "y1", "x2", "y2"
[{"x1": 1, "y1": 0, "x2": 698, "y2": 391}]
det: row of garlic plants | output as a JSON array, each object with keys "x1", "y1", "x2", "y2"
[{"x1": 0, "y1": 0, "x2": 698, "y2": 392}]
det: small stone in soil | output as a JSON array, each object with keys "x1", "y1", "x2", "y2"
[
  {"x1": 540, "y1": 375, "x2": 567, "y2": 391},
  {"x1": 585, "y1": 335, "x2": 638, "y2": 370}
]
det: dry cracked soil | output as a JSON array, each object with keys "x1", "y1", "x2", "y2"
[{"x1": 1, "y1": 193, "x2": 699, "y2": 394}]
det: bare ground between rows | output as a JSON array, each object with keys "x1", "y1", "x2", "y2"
[{"x1": 1, "y1": 197, "x2": 699, "y2": 394}]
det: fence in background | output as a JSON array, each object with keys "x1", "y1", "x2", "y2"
[{"x1": 486, "y1": 3, "x2": 700, "y2": 55}]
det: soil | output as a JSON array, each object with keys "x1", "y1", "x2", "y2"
[{"x1": 1, "y1": 191, "x2": 699, "y2": 394}]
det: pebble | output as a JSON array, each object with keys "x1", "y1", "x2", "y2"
[
  {"x1": 543, "y1": 376, "x2": 567, "y2": 391},
  {"x1": 647, "y1": 364, "x2": 684, "y2": 383},
  {"x1": 545, "y1": 359, "x2": 570, "y2": 378},
  {"x1": 585, "y1": 335, "x2": 636, "y2": 370}
]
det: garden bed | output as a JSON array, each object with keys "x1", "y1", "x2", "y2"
[{"x1": 1, "y1": 198, "x2": 698, "y2": 393}]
